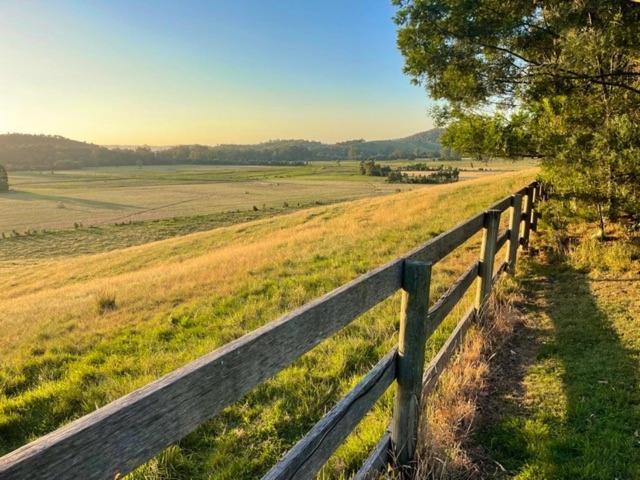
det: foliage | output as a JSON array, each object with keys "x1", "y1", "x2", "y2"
[
  {"x1": 387, "y1": 166, "x2": 459, "y2": 184},
  {"x1": 397, "y1": 162, "x2": 456, "y2": 172},
  {"x1": 394, "y1": 0, "x2": 640, "y2": 230},
  {"x1": 360, "y1": 160, "x2": 459, "y2": 184},
  {"x1": 358, "y1": 160, "x2": 392, "y2": 177},
  {"x1": 440, "y1": 114, "x2": 506, "y2": 163},
  {"x1": 0, "y1": 130, "x2": 446, "y2": 170}
]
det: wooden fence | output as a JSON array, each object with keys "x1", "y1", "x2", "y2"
[{"x1": 0, "y1": 182, "x2": 543, "y2": 480}]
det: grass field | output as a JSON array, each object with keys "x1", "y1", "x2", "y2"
[
  {"x1": 0, "y1": 160, "x2": 536, "y2": 235},
  {"x1": 474, "y1": 223, "x2": 640, "y2": 479},
  {"x1": 0, "y1": 167, "x2": 536, "y2": 478},
  {"x1": 0, "y1": 202, "x2": 328, "y2": 260},
  {"x1": 1, "y1": 163, "x2": 398, "y2": 233}
]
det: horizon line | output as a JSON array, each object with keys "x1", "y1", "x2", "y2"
[{"x1": 1, "y1": 127, "x2": 441, "y2": 148}]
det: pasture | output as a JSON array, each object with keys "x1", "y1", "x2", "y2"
[
  {"x1": 0, "y1": 160, "x2": 536, "y2": 235},
  {"x1": 1, "y1": 163, "x2": 403, "y2": 234},
  {"x1": 0, "y1": 169, "x2": 536, "y2": 478}
]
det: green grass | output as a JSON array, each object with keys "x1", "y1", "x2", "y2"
[
  {"x1": 476, "y1": 225, "x2": 640, "y2": 479},
  {"x1": 0, "y1": 171, "x2": 534, "y2": 480},
  {"x1": 0, "y1": 170, "x2": 536, "y2": 478}
]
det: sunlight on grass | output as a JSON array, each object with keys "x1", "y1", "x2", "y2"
[
  {"x1": 476, "y1": 222, "x2": 640, "y2": 480},
  {"x1": 0, "y1": 169, "x2": 536, "y2": 478}
]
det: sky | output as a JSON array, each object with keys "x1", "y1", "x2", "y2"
[{"x1": 0, "y1": 1, "x2": 434, "y2": 145}]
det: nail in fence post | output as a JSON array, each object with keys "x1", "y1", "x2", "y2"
[
  {"x1": 521, "y1": 187, "x2": 534, "y2": 250},
  {"x1": 506, "y1": 194, "x2": 523, "y2": 274},
  {"x1": 475, "y1": 210, "x2": 500, "y2": 311},
  {"x1": 391, "y1": 260, "x2": 432, "y2": 473}
]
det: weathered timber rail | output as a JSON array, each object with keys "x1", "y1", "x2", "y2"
[{"x1": 0, "y1": 182, "x2": 544, "y2": 480}]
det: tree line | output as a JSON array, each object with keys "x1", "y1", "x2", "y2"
[
  {"x1": 359, "y1": 160, "x2": 460, "y2": 184},
  {"x1": 0, "y1": 130, "x2": 449, "y2": 171},
  {"x1": 0, "y1": 135, "x2": 313, "y2": 171}
]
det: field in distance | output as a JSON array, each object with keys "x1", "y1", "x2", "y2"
[
  {"x1": 0, "y1": 159, "x2": 537, "y2": 235},
  {"x1": 0, "y1": 168, "x2": 536, "y2": 478}
]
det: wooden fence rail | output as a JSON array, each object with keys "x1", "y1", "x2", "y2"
[{"x1": 0, "y1": 182, "x2": 542, "y2": 480}]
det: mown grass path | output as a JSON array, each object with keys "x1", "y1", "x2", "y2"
[{"x1": 477, "y1": 244, "x2": 640, "y2": 479}]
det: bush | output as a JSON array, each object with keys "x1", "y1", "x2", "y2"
[{"x1": 359, "y1": 160, "x2": 391, "y2": 177}]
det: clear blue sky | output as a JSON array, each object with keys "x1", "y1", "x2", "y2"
[{"x1": 0, "y1": 1, "x2": 434, "y2": 145}]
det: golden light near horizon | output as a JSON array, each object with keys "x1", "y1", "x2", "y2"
[{"x1": 1, "y1": 2, "x2": 434, "y2": 146}]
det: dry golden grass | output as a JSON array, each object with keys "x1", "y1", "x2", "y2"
[
  {"x1": 0, "y1": 169, "x2": 537, "y2": 478},
  {"x1": 415, "y1": 277, "x2": 524, "y2": 479},
  {"x1": 0, "y1": 169, "x2": 536, "y2": 367},
  {"x1": 1, "y1": 163, "x2": 410, "y2": 232}
]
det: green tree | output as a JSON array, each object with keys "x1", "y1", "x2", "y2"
[
  {"x1": 441, "y1": 113, "x2": 505, "y2": 163},
  {"x1": 0, "y1": 164, "x2": 8, "y2": 192},
  {"x1": 394, "y1": 0, "x2": 640, "y2": 231}
]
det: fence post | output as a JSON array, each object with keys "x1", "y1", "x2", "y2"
[
  {"x1": 391, "y1": 260, "x2": 432, "y2": 473},
  {"x1": 475, "y1": 210, "x2": 500, "y2": 310},
  {"x1": 506, "y1": 195, "x2": 522, "y2": 274},
  {"x1": 530, "y1": 184, "x2": 539, "y2": 232},
  {"x1": 521, "y1": 187, "x2": 534, "y2": 250}
]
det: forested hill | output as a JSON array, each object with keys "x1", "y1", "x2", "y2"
[{"x1": 0, "y1": 129, "x2": 447, "y2": 171}]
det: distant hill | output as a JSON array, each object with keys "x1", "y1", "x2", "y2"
[
  {"x1": 0, "y1": 134, "x2": 153, "y2": 171},
  {"x1": 0, "y1": 129, "x2": 450, "y2": 171},
  {"x1": 344, "y1": 129, "x2": 445, "y2": 160}
]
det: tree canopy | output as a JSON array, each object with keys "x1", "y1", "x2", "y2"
[
  {"x1": 394, "y1": 0, "x2": 640, "y2": 226},
  {"x1": 440, "y1": 113, "x2": 505, "y2": 163}
]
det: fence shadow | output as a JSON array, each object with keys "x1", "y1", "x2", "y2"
[{"x1": 477, "y1": 258, "x2": 640, "y2": 479}]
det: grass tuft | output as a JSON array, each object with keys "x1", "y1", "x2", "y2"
[{"x1": 96, "y1": 292, "x2": 117, "y2": 314}]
